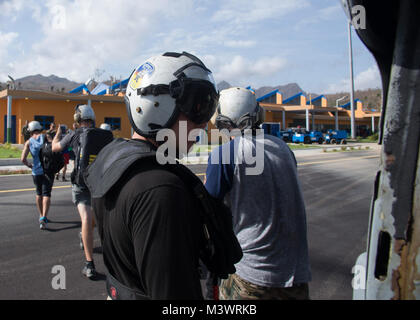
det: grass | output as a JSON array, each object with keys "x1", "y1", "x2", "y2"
[
  {"x1": 356, "y1": 133, "x2": 379, "y2": 143},
  {"x1": 192, "y1": 143, "x2": 320, "y2": 153},
  {"x1": 287, "y1": 144, "x2": 321, "y2": 150},
  {"x1": 323, "y1": 145, "x2": 371, "y2": 153},
  {"x1": 0, "y1": 143, "x2": 26, "y2": 159},
  {"x1": 0, "y1": 169, "x2": 31, "y2": 175}
]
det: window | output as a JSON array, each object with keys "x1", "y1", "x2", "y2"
[
  {"x1": 34, "y1": 115, "x2": 54, "y2": 130},
  {"x1": 104, "y1": 117, "x2": 121, "y2": 130}
]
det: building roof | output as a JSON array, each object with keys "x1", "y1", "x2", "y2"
[
  {"x1": 90, "y1": 82, "x2": 110, "y2": 95},
  {"x1": 256, "y1": 89, "x2": 282, "y2": 102},
  {"x1": 306, "y1": 95, "x2": 326, "y2": 105},
  {"x1": 340, "y1": 99, "x2": 362, "y2": 109},
  {"x1": 96, "y1": 78, "x2": 129, "y2": 95},
  {"x1": 282, "y1": 92, "x2": 306, "y2": 104},
  {"x1": 68, "y1": 83, "x2": 90, "y2": 94},
  {"x1": 0, "y1": 89, "x2": 124, "y2": 103}
]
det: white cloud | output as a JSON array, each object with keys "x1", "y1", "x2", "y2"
[
  {"x1": 325, "y1": 65, "x2": 381, "y2": 93},
  {"x1": 4, "y1": 0, "x2": 195, "y2": 82},
  {"x1": 0, "y1": 32, "x2": 19, "y2": 81},
  {"x1": 224, "y1": 40, "x2": 256, "y2": 48},
  {"x1": 212, "y1": 55, "x2": 287, "y2": 86},
  {"x1": 212, "y1": 0, "x2": 309, "y2": 26}
]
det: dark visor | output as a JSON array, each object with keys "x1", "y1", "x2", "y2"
[{"x1": 171, "y1": 78, "x2": 218, "y2": 125}]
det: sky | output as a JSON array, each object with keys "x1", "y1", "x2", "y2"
[{"x1": 0, "y1": 0, "x2": 382, "y2": 95}]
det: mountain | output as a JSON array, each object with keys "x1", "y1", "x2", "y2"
[
  {"x1": 1, "y1": 75, "x2": 382, "y2": 111},
  {"x1": 324, "y1": 88, "x2": 382, "y2": 111},
  {"x1": 216, "y1": 81, "x2": 232, "y2": 91},
  {"x1": 216, "y1": 81, "x2": 304, "y2": 99},
  {"x1": 254, "y1": 83, "x2": 304, "y2": 100},
  {"x1": 1, "y1": 74, "x2": 82, "y2": 92}
]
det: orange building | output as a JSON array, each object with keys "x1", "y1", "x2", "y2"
[
  {"x1": 1, "y1": 86, "x2": 381, "y2": 145},
  {"x1": 257, "y1": 90, "x2": 381, "y2": 135},
  {"x1": 0, "y1": 89, "x2": 129, "y2": 144}
]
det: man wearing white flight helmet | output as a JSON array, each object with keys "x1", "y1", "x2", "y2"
[
  {"x1": 205, "y1": 87, "x2": 312, "y2": 300},
  {"x1": 85, "y1": 51, "x2": 227, "y2": 299}
]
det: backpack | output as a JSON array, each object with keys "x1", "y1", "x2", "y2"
[
  {"x1": 84, "y1": 139, "x2": 243, "y2": 298},
  {"x1": 163, "y1": 162, "x2": 243, "y2": 279},
  {"x1": 39, "y1": 136, "x2": 65, "y2": 176},
  {"x1": 72, "y1": 127, "x2": 114, "y2": 187}
]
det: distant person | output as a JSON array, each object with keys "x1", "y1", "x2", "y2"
[
  {"x1": 52, "y1": 105, "x2": 98, "y2": 279},
  {"x1": 99, "y1": 123, "x2": 112, "y2": 131},
  {"x1": 21, "y1": 121, "x2": 54, "y2": 230},
  {"x1": 46, "y1": 123, "x2": 56, "y2": 141},
  {"x1": 205, "y1": 87, "x2": 312, "y2": 300},
  {"x1": 56, "y1": 125, "x2": 69, "y2": 182},
  {"x1": 21, "y1": 120, "x2": 31, "y2": 142}
]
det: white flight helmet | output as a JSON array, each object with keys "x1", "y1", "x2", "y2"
[
  {"x1": 100, "y1": 123, "x2": 111, "y2": 131},
  {"x1": 125, "y1": 51, "x2": 219, "y2": 137},
  {"x1": 28, "y1": 121, "x2": 43, "y2": 133},
  {"x1": 214, "y1": 87, "x2": 264, "y2": 130},
  {"x1": 74, "y1": 104, "x2": 95, "y2": 123}
]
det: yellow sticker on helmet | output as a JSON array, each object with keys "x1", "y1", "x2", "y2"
[{"x1": 129, "y1": 62, "x2": 155, "y2": 90}]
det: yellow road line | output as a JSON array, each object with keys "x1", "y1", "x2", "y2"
[
  {"x1": 0, "y1": 156, "x2": 378, "y2": 194},
  {"x1": 298, "y1": 155, "x2": 379, "y2": 166},
  {"x1": 0, "y1": 173, "x2": 208, "y2": 194},
  {"x1": 0, "y1": 185, "x2": 72, "y2": 194}
]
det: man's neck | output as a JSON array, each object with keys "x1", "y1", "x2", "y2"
[{"x1": 132, "y1": 132, "x2": 158, "y2": 147}]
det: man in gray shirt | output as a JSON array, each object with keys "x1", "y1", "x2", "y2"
[{"x1": 205, "y1": 87, "x2": 311, "y2": 300}]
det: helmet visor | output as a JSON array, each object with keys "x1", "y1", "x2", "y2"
[{"x1": 176, "y1": 78, "x2": 219, "y2": 125}]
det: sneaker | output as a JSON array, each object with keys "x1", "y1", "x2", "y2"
[
  {"x1": 62, "y1": 176, "x2": 67, "y2": 182},
  {"x1": 79, "y1": 231, "x2": 84, "y2": 250},
  {"x1": 82, "y1": 261, "x2": 97, "y2": 279},
  {"x1": 56, "y1": 174, "x2": 59, "y2": 180},
  {"x1": 39, "y1": 217, "x2": 47, "y2": 230}
]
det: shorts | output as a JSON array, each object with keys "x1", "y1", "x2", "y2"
[
  {"x1": 219, "y1": 273, "x2": 309, "y2": 300},
  {"x1": 63, "y1": 153, "x2": 70, "y2": 165},
  {"x1": 32, "y1": 174, "x2": 54, "y2": 197},
  {"x1": 71, "y1": 184, "x2": 91, "y2": 206}
]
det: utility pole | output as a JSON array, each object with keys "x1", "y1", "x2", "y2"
[
  {"x1": 348, "y1": 21, "x2": 356, "y2": 138},
  {"x1": 336, "y1": 95, "x2": 348, "y2": 131}
]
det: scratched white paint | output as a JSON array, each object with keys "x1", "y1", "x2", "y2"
[{"x1": 365, "y1": 153, "x2": 398, "y2": 300}]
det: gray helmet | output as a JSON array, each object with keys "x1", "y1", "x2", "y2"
[
  {"x1": 28, "y1": 121, "x2": 43, "y2": 133},
  {"x1": 74, "y1": 104, "x2": 95, "y2": 123},
  {"x1": 100, "y1": 123, "x2": 111, "y2": 131},
  {"x1": 214, "y1": 87, "x2": 264, "y2": 130},
  {"x1": 125, "y1": 51, "x2": 218, "y2": 137}
]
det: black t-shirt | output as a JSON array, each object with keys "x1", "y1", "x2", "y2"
[{"x1": 92, "y1": 159, "x2": 204, "y2": 300}]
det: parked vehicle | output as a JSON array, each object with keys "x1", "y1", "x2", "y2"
[
  {"x1": 309, "y1": 131, "x2": 324, "y2": 144},
  {"x1": 324, "y1": 130, "x2": 348, "y2": 144},
  {"x1": 292, "y1": 129, "x2": 312, "y2": 144}
]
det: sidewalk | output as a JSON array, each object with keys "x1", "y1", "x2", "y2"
[{"x1": 0, "y1": 142, "x2": 381, "y2": 173}]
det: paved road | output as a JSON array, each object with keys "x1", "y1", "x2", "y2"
[{"x1": 0, "y1": 149, "x2": 380, "y2": 300}]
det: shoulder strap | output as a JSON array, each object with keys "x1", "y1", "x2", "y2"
[{"x1": 85, "y1": 138, "x2": 157, "y2": 198}]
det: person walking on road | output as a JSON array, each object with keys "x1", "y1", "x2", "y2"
[
  {"x1": 52, "y1": 105, "x2": 97, "y2": 279},
  {"x1": 21, "y1": 121, "x2": 54, "y2": 230},
  {"x1": 205, "y1": 87, "x2": 312, "y2": 300}
]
